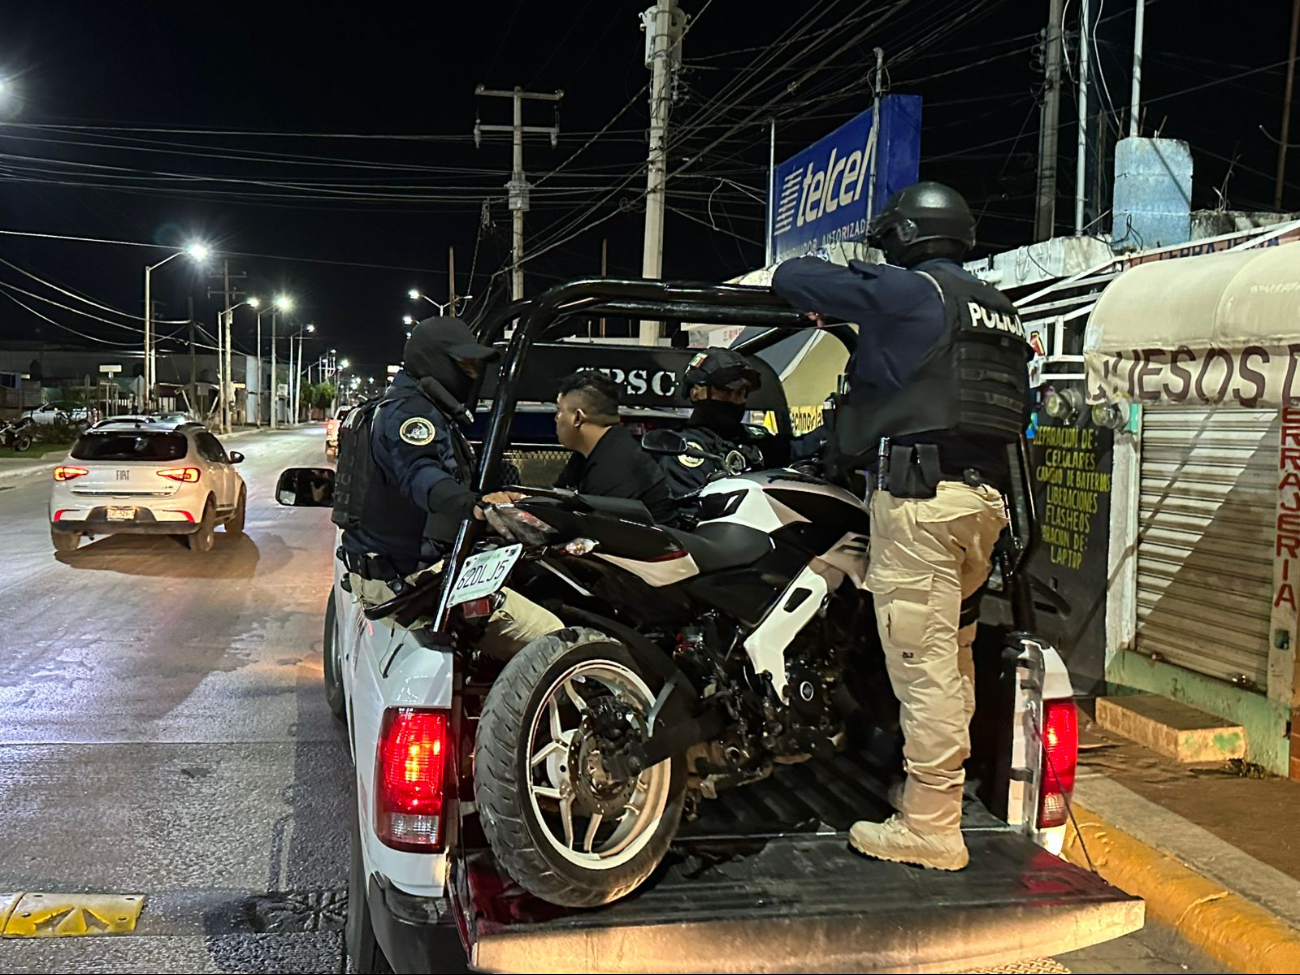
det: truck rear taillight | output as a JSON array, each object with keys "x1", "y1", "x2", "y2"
[
  {"x1": 1038, "y1": 699, "x2": 1079, "y2": 829},
  {"x1": 375, "y1": 708, "x2": 449, "y2": 852}
]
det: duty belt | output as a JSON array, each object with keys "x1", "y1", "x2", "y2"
[
  {"x1": 874, "y1": 439, "x2": 993, "y2": 500},
  {"x1": 337, "y1": 546, "x2": 423, "y2": 585}
]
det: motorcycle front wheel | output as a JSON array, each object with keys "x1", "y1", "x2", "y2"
[
  {"x1": 476, "y1": 626, "x2": 686, "y2": 908},
  {"x1": 12, "y1": 435, "x2": 31, "y2": 452}
]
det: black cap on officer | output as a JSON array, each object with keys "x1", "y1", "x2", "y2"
[
  {"x1": 684, "y1": 348, "x2": 762, "y2": 395},
  {"x1": 867, "y1": 181, "x2": 976, "y2": 268},
  {"x1": 402, "y1": 316, "x2": 498, "y2": 410}
]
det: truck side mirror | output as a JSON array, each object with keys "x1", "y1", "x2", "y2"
[{"x1": 277, "y1": 467, "x2": 336, "y2": 507}]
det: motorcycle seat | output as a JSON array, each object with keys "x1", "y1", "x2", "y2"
[{"x1": 665, "y1": 521, "x2": 773, "y2": 574}]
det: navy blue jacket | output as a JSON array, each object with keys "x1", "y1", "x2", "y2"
[
  {"x1": 772, "y1": 255, "x2": 1016, "y2": 482},
  {"x1": 341, "y1": 371, "x2": 479, "y2": 568}
]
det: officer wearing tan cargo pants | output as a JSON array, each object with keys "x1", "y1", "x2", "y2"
[{"x1": 773, "y1": 182, "x2": 1031, "y2": 871}]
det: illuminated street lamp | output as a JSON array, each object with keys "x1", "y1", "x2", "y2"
[
  {"x1": 269, "y1": 295, "x2": 295, "y2": 429},
  {"x1": 142, "y1": 240, "x2": 209, "y2": 410}
]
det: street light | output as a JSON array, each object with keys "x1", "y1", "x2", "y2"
[
  {"x1": 408, "y1": 289, "x2": 474, "y2": 315},
  {"x1": 218, "y1": 296, "x2": 259, "y2": 434},
  {"x1": 269, "y1": 295, "x2": 295, "y2": 429},
  {"x1": 143, "y1": 240, "x2": 209, "y2": 410},
  {"x1": 402, "y1": 315, "x2": 416, "y2": 326}
]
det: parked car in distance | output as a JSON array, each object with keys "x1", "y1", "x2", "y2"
[
  {"x1": 50, "y1": 421, "x2": 247, "y2": 554},
  {"x1": 22, "y1": 404, "x2": 69, "y2": 425}
]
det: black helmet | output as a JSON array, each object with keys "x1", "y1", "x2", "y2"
[
  {"x1": 684, "y1": 348, "x2": 762, "y2": 393},
  {"x1": 867, "y1": 181, "x2": 976, "y2": 267}
]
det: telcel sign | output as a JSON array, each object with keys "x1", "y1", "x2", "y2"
[{"x1": 768, "y1": 95, "x2": 921, "y2": 264}]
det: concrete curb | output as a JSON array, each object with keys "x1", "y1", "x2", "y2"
[{"x1": 1064, "y1": 801, "x2": 1300, "y2": 973}]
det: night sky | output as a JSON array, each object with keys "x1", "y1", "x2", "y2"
[{"x1": 0, "y1": 0, "x2": 1294, "y2": 381}]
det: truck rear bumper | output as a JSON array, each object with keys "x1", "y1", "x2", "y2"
[{"x1": 368, "y1": 875, "x2": 460, "y2": 974}]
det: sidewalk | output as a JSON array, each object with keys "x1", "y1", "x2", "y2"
[{"x1": 1063, "y1": 711, "x2": 1300, "y2": 973}]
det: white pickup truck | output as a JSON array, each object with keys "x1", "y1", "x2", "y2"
[{"x1": 280, "y1": 280, "x2": 1143, "y2": 975}]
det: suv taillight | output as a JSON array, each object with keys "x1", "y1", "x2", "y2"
[
  {"x1": 375, "y1": 708, "x2": 449, "y2": 852},
  {"x1": 1038, "y1": 699, "x2": 1079, "y2": 829},
  {"x1": 157, "y1": 467, "x2": 201, "y2": 483}
]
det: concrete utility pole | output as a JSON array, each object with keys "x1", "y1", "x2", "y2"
[
  {"x1": 1129, "y1": 0, "x2": 1146, "y2": 138},
  {"x1": 866, "y1": 47, "x2": 885, "y2": 220},
  {"x1": 1035, "y1": 0, "x2": 1065, "y2": 240},
  {"x1": 270, "y1": 313, "x2": 278, "y2": 430},
  {"x1": 1277, "y1": 0, "x2": 1300, "y2": 209},
  {"x1": 142, "y1": 266, "x2": 152, "y2": 409},
  {"x1": 448, "y1": 246, "x2": 457, "y2": 312},
  {"x1": 475, "y1": 85, "x2": 563, "y2": 302},
  {"x1": 1075, "y1": 0, "x2": 1091, "y2": 234},
  {"x1": 639, "y1": 0, "x2": 686, "y2": 345}
]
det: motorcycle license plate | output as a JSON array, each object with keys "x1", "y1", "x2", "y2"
[
  {"x1": 106, "y1": 506, "x2": 136, "y2": 521},
  {"x1": 449, "y1": 544, "x2": 522, "y2": 608}
]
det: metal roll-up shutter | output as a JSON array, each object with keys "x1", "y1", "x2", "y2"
[{"x1": 1135, "y1": 407, "x2": 1278, "y2": 689}]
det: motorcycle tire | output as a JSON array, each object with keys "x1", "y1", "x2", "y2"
[
  {"x1": 13, "y1": 435, "x2": 31, "y2": 452},
  {"x1": 476, "y1": 626, "x2": 686, "y2": 908}
]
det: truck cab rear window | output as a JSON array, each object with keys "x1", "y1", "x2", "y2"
[{"x1": 71, "y1": 432, "x2": 188, "y2": 462}]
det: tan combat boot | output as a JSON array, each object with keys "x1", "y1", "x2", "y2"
[{"x1": 849, "y1": 815, "x2": 970, "y2": 871}]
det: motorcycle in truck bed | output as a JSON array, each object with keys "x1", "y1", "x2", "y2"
[{"x1": 283, "y1": 279, "x2": 1140, "y2": 974}]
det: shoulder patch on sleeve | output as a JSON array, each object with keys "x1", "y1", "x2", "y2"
[
  {"x1": 399, "y1": 416, "x2": 437, "y2": 446},
  {"x1": 677, "y1": 441, "x2": 706, "y2": 468}
]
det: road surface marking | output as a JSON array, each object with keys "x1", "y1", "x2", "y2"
[{"x1": 1, "y1": 892, "x2": 146, "y2": 938}]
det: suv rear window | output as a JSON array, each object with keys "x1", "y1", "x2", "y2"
[{"x1": 71, "y1": 431, "x2": 188, "y2": 462}]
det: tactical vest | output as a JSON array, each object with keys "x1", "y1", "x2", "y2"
[
  {"x1": 834, "y1": 262, "x2": 1030, "y2": 469},
  {"x1": 332, "y1": 388, "x2": 476, "y2": 545}
]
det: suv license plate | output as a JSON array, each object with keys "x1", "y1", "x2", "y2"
[
  {"x1": 449, "y1": 544, "x2": 523, "y2": 607},
  {"x1": 106, "y1": 506, "x2": 136, "y2": 521}
]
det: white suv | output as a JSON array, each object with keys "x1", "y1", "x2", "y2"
[{"x1": 50, "y1": 421, "x2": 247, "y2": 554}]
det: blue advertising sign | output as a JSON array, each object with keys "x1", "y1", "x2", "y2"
[{"x1": 768, "y1": 95, "x2": 921, "y2": 263}]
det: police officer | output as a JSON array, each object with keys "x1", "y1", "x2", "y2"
[
  {"x1": 338, "y1": 317, "x2": 561, "y2": 656},
  {"x1": 772, "y1": 182, "x2": 1030, "y2": 871},
  {"x1": 658, "y1": 349, "x2": 768, "y2": 498},
  {"x1": 553, "y1": 370, "x2": 677, "y2": 523}
]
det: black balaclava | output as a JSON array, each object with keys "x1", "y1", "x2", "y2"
[
  {"x1": 402, "y1": 317, "x2": 498, "y2": 418},
  {"x1": 691, "y1": 398, "x2": 747, "y2": 441}
]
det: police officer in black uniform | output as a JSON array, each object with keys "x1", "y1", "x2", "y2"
[
  {"x1": 658, "y1": 348, "x2": 768, "y2": 498},
  {"x1": 337, "y1": 317, "x2": 560, "y2": 655},
  {"x1": 772, "y1": 182, "x2": 1031, "y2": 872}
]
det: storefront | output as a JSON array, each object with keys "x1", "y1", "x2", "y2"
[{"x1": 1085, "y1": 241, "x2": 1300, "y2": 776}]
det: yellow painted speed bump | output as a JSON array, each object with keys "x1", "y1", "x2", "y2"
[
  {"x1": 0, "y1": 893, "x2": 20, "y2": 932},
  {"x1": 1, "y1": 892, "x2": 146, "y2": 938}
]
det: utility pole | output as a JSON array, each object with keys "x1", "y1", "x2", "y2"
[
  {"x1": 207, "y1": 260, "x2": 246, "y2": 433},
  {"x1": 1035, "y1": 0, "x2": 1065, "y2": 241},
  {"x1": 187, "y1": 296, "x2": 197, "y2": 415},
  {"x1": 215, "y1": 309, "x2": 225, "y2": 430},
  {"x1": 600, "y1": 237, "x2": 608, "y2": 337},
  {"x1": 1075, "y1": 0, "x2": 1091, "y2": 234},
  {"x1": 765, "y1": 119, "x2": 776, "y2": 266},
  {"x1": 475, "y1": 85, "x2": 563, "y2": 302},
  {"x1": 1277, "y1": 0, "x2": 1300, "y2": 210},
  {"x1": 866, "y1": 47, "x2": 885, "y2": 220},
  {"x1": 142, "y1": 267, "x2": 151, "y2": 410},
  {"x1": 448, "y1": 247, "x2": 457, "y2": 312},
  {"x1": 270, "y1": 312, "x2": 278, "y2": 430},
  {"x1": 1129, "y1": 0, "x2": 1146, "y2": 138},
  {"x1": 639, "y1": 0, "x2": 685, "y2": 346}
]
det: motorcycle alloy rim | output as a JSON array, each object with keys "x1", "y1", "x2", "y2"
[{"x1": 524, "y1": 658, "x2": 671, "y2": 871}]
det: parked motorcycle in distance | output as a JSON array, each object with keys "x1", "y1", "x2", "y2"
[{"x1": 0, "y1": 417, "x2": 35, "y2": 452}]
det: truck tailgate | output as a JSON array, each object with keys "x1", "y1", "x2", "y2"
[{"x1": 457, "y1": 753, "x2": 1142, "y2": 974}]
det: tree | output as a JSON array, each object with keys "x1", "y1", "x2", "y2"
[{"x1": 311, "y1": 382, "x2": 336, "y2": 414}]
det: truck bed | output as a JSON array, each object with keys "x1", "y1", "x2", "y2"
[{"x1": 456, "y1": 753, "x2": 1142, "y2": 974}]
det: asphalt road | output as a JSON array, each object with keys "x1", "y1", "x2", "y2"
[{"x1": 0, "y1": 426, "x2": 1227, "y2": 974}]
